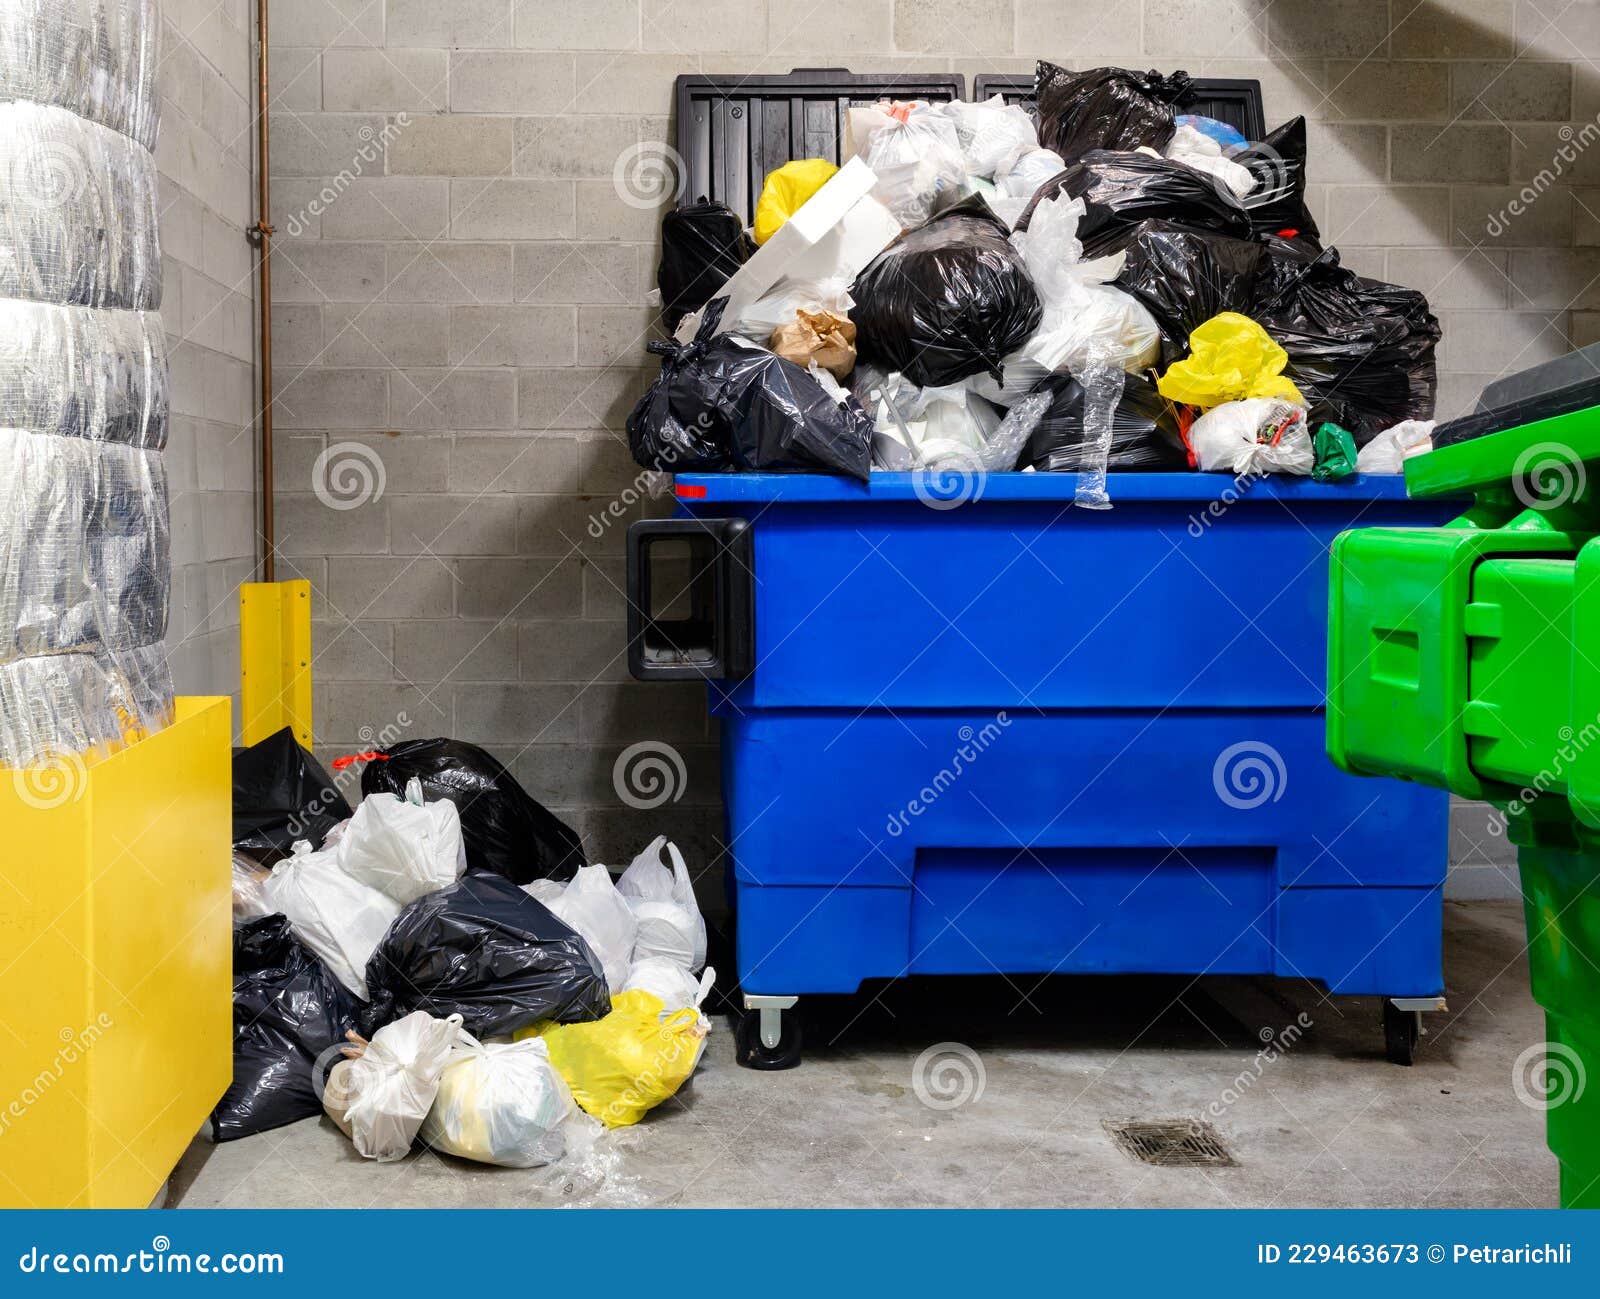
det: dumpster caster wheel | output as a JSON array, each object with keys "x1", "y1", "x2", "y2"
[
  {"x1": 736, "y1": 1003, "x2": 802, "y2": 1070},
  {"x1": 1383, "y1": 1001, "x2": 1421, "y2": 1066}
]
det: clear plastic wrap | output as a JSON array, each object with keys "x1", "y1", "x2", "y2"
[
  {"x1": 0, "y1": 639, "x2": 173, "y2": 768},
  {"x1": 0, "y1": 101, "x2": 162, "y2": 309},
  {"x1": 0, "y1": 301, "x2": 167, "y2": 446},
  {"x1": 0, "y1": 0, "x2": 160, "y2": 149}
]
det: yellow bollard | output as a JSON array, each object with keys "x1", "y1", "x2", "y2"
[{"x1": 239, "y1": 580, "x2": 312, "y2": 748}]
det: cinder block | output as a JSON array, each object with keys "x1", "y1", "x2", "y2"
[
  {"x1": 573, "y1": 53, "x2": 690, "y2": 115},
  {"x1": 273, "y1": 492, "x2": 390, "y2": 556},
  {"x1": 582, "y1": 555, "x2": 627, "y2": 619},
  {"x1": 767, "y1": 0, "x2": 892, "y2": 51},
  {"x1": 516, "y1": 0, "x2": 641, "y2": 50},
  {"x1": 387, "y1": 0, "x2": 514, "y2": 48},
  {"x1": 513, "y1": 115, "x2": 641, "y2": 177},
  {"x1": 395, "y1": 619, "x2": 521, "y2": 681},
  {"x1": 893, "y1": 0, "x2": 1012, "y2": 53},
  {"x1": 265, "y1": 0, "x2": 382, "y2": 47},
  {"x1": 450, "y1": 178, "x2": 575, "y2": 239},
  {"x1": 1139, "y1": 0, "x2": 1269, "y2": 58},
  {"x1": 455, "y1": 683, "x2": 581, "y2": 742},
  {"x1": 319, "y1": 178, "x2": 451, "y2": 240},
  {"x1": 1391, "y1": 123, "x2": 1509, "y2": 184},
  {"x1": 272, "y1": 368, "x2": 388, "y2": 429},
  {"x1": 1512, "y1": 123, "x2": 1600, "y2": 186},
  {"x1": 1323, "y1": 61, "x2": 1450, "y2": 121},
  {"x1": 268, "y1": 112, "x2": 387, "y2": 177},
  {"x1": 642, "y1": 0, "x2": 766, "y2": 52},
  {"x1": 1435, "y1": 371, "x2": 1496, "y2": 420},
  {"x1": 1573, "y1": 310, "x2": 1600, "y2": 347},
  {"x1": 449, "y1": 52, "x2": 576, "y2": 113},
  {"x1": 454, "y1": 557, "x2": 584, "y2": 618},
  {"x1": 1304, "y1": 121, "x2": 1388, "y2": 183},
  {"x1": 512, "y1": 241, "x2": 642, "y2": 305},
  {"x1": 321, "y1": 302, "x2": 451, "y2": 366},
  {"x1": 580, "y1": 682, "x2": 706, "y2": 742},
  {"x1": 450, "y1": 304, "x2": 576, "y2": 366},
  {"x1": 317, "y1": 681, "x2": 451, "y2": 743},
  {"x1": 1394, "y1": 0, "x2": 1514, "y2": 58},
  {"x1": 385, "y1": 244, "x2": 515, "y2": 303},
  {"x1": 322, "y1": 49, "x2": 447, "y2": 112},
  {"x1": 1387, "y1": 246, "x2": 1510, "y2": 310},
  {"x1": 579, "y1": 434, "x2": 643, "y2": 495},
  {"x1": 575, "y1": 179, "x2": 667, "y2": 239},
  {"x1": 1506, "y1": 248, "x2": 1600, "y2": 308},
  {"x1": 326, "y1": 555, "x2": 456, "y2": 620},
  {"x1": 1517, "y1": 0, "x2": 1600, "y2": 59},
  {"x1": 312, "y1": 619, "x2": 397, "y2": 682},
  {"x1": 1451, "y1": 60, "x2": 1572, "y2": 121},
  {"x1": 517, "y1": 366, "x2": 651, "y2": 430},
  {"x1": 1268, "y1": 0, "x2": 1392, "y2": 56},
  {"x1": 390, "y1": 369, "x2": 518, "y2": 430},
  {"x1": 389, "y1": 494, "x2": 520, "y2": 555},
  {"x1": 1434, "y1": 308, "x2": 1568, "y2": 371},
  {"x1": 1324, "y1": 184, "x2": 1450, "y2": 246},
  {"x1": 449, "y1": 435, "x2": 583, "y2": 494},
  {"x1": 1455, "y1": 184, "x2": 1573, "y2": 247},
  {"x1": 516, "y1": 495, "x2": 595, "y2": 555},
  {"x1": 520, "y1": 620, "x2": 630, "y2": 682},
  {"x1": 387, "y1": 115, "x2": 515, "y2": 176},
  {"x1": 270, "y1": 47, "x2": 322, "y2": 111},
  {"x1": 576, "y1": 305, "x2": 663, "y2": 365}
]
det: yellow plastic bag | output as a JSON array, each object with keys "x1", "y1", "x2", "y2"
[
  {"x1": 753, "y1": 158, "x2": 838, "y2": 245},
  {"x1": 528, "y1": 988, "x2": 709, "y2": 1128},
  {"x1": 1156, "y1": 312, "x2": 1304, "y2": 410}
]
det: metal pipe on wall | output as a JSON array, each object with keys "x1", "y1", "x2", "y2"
[{"x1": 251, "y1": 0, "x2": 275, "y2": 581}]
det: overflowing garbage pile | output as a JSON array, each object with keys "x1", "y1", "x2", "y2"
[
  {"x1": 219, "y1": 728, "x2": 714, "y2": 1168},
  {"x1": 631, "y1": 63, "x2": 1442, "y2": 502}
]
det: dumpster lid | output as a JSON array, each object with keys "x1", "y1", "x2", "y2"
[
  {"x1": 673, "y1": 471, "x2": 1415, "y2": 504},
  {"x1": 972, "y1": 71, "x2": 1267, "y2": 141},
  {"x1": 674, "y1": 68, "x2": 966, "y2": 225}
]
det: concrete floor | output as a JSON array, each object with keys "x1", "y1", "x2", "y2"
[{"x1": 172, "y1": 900, "x2": 1557, "y2": 1208}]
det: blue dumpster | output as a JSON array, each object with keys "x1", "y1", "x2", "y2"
[{"x1": 631, "y1": 470, "x2": 1457, "y2": 1066}]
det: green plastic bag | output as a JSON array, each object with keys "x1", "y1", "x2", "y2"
[{"x1": 1313, "y1": 421, "x2": 1357, "y2": 482}]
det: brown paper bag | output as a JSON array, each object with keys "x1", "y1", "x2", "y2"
[{"x1": 770, "y1": 310, "x2": 857, "y2": 380}]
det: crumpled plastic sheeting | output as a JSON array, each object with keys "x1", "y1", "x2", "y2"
[
  {"x1": 0, "y1": 0, "x2": 160, "y2": 149},
  {"x1": 0, "y1": 640, "x2": 172, "y2": 768},
  {"x1": 0, "y1": 301, "x2": 167, "y2": 446},
  {"x1": 0, "y1": 101, "x2": 162, "y2": 309}
]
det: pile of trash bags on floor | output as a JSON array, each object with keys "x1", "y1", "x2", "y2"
[
  {"x1": 219, "y1": 727, "x2": 714, "y2": 1168},
  {"x1": 632, "y1": 62, "x2": 1441, "y2": 501}
]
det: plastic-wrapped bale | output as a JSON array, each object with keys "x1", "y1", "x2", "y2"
[
  {"x1": 0, "y1": 642, "x2": 173, "y2": 769},
  {"x1": 852, "y1": 195, "x2": 1043, "y2": 387},
  {"x1": 0, "y1": 0, "x2": 161, "y2": 150},
  {"x1": 1018, "y1": 151, "x2": 1253, "y2": 259},
  {"x1": 0, "y1": 101, "x2": 162, "y2": 309},
  {"x1": 0, "y1": 301, "x2": 167, "y2": 446},
  {"x1": 1034, "y1": 63, "x2": 1193, "y2": 162},
  {"x1": 1023, "y1": 371, "x2": 1189, "y2": 473},
  {"x1": 1113, "y1": 221, "x2": 1265, "y2": 366}
]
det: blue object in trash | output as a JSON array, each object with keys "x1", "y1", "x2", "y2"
[
  {"x1": 1177, "y1": 112, "x2": 1249, "y2": 153},
  {"x1": 631, "y1": 471, "x2": 1456, "y2": 1064}
]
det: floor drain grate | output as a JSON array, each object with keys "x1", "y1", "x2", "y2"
[{"x1": 1105, "y1": 1119, "x2": 1237, "y2": 1168}]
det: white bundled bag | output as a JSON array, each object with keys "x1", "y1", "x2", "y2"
[
  {"x1": 1189, "y1": 399, "x2": 1313, "y2": 476},
  {"x1": 1356, "y1": 419, "x2": 1435, "y2": 474},
  {"x1": 942, "y1": 95, "x2": 1038, "y2": 179},
  {"x1": 725, "y1": 275, "x2": 854, "y2": 343},
  {"x1": 1163, "y1": 123, "x2": 1257, "y2": 200},
  {"x1": 324, "y1": 1012, "x2": 462, "y2": 1162},
  {"x1": 261, "y1": 841, "x2": 401, "y2": 1000},
  {"x1": 849, "y1": 103, "x2": 965, "y2": 228},
  {"x1": 420, "y1": 1034, "x2": 585, "y2": 1168},
  {"x1": 617, "y1": 836, "x2": 707, "y2": 972},
  {"x1": 336, "y1": 776, "x2": 466, "y2": 905},
  {"x1": 623, "y1": 957, "x2": 710, "y2": 1014},
  {"x1": 536, "y1": 865, "x2": 637, "y2": 996}
]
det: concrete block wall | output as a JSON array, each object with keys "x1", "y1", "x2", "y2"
[
  {"x1": 261, "y1": 0, "x2": 1590, "y2": 888},
  {"x1": 156, "y1": 0, "x2": 260, "y2": 711}
]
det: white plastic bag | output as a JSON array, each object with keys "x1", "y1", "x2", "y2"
[
  {"x1": 852, "y1": 104, "x2": 965, "y2": 228},
  {"x1": 725, "y1": 275, "x2": 854, "y2": 343},
  {"x1": 942, "y1": 95, "x2": 1038, "y2": 180},
  {"x1": 863, "y1": 369, "x2": 1003, "y2": 470},
  {"x1": 420, "y1": 1033, "x2": 584, "y2": 1168},
  {"x1": 994, "y1": 144, "x2": 1066, "y2": 199},
  {"x1": 261, "y1": 841, "x2": 401, "y2": 1000},
  {"x1": 540, "y1": 865, "x2": 637, "y2": 996},
  {"x1": 324, "y1": 1011, "x2": 462, "y2": 1162},
  {"x1": 1189, "y1": 399, "x2": 1314, "y2": 476},
  {"x1": 231, "y1": 852, "x2": 273, "y2": 923},
  {"x1": 522, "y1": 878, "x2": 564, "y2": 907},
  {"x1": 1356, "y1": 419, "x2": 1435, "y2": 474},
  {"x1": 616, "y1": 836, "x2": 707, "y2": 972},
  {"x1": 1163, "y1": 122, "x2": 1257, "y2": 200},
  {"x1": 336, "y1": 776, "x2": 466, "y2": 905},
  {"x1": 623, "y1": 957, "x2": 709, "y2": 1013}
]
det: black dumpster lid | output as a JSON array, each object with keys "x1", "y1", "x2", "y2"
[
  {"x1": 972, "y1": 71, "x2": 1267, "y2": 142},
  {"x1": 674, "y1": 68, "x2": 967, "y2": 224},
  {"x1": 1433, "y1": 342, "x2": 1600, "y2": 450}
]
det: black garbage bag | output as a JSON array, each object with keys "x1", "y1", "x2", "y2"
[
  {"x1": 852, "y1": 195, "x2": 1043, "y2": 387},
  {"x1": 357, "y1": 737, "x2": 583, "y2": 885},
  {"x1": 1114, "y1": 221, "x2": 1265, "y2": 365},
  {"x1": 1251, "y1": 241, "x2": 1440, "y2": 439},
  {"x1": 1035, "y1": 62, "x2": 1193, "y2": 162},
  {"x1": 363, "y1": 871, "x2": 610, "y2": 1038},
  {"x1": 1023, "y1": 371, "x2": 1189, "y2": 473},
  {"x1": 1238, "y1": 117, "x2": 1320, "y2": 246},
  {"x1": 658, "y1": 201, "x2": 755, "y2": 331},
  {"x1": 232, "y1": 727, "x2": 352, "y2": 866},
  {"x1": 210, "y1": 916, "x2": 358, "y2": 1142},
  {"x1": 1018, "y1": 151, "x2": 1253, "y2": 258},
  {"x1": 628, "y1": 298, "x2": 873, "y2": 479}
]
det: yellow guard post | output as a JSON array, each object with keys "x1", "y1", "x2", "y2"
[{"x1": 239, "y1": 579, "x2": 312, "y2": 748}]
